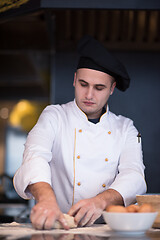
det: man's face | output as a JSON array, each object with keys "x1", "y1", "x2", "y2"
[{"x1": 73, "y1": 68, "x2": 116, "y2": 119}]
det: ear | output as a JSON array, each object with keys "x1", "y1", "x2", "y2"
[
  {"x1": 73, "y1": 72, "x2": 77, "y2": 87},
  {"x1": 110, "y1": 81, "x2": 116, "y2": 95}
]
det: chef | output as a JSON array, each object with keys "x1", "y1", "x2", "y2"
[{"x1": 13, "y1": 35, "x2": 146, "y2": 230}]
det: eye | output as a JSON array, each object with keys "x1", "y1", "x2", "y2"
[
  {"x1": 95, "y1": 86, "x2": 105, "y2": 91},
  {"x1": 80, "y1": 82, "x2": 88, "y2": 87}
]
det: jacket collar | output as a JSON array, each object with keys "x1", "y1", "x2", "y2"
[{"x1": 73, "y1": 99, "x2": 109, "y2": 124}]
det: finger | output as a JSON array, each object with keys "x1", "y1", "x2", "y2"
[
  {"x1": 73, "y1": 207, "x2": 88, "y2": 226},
  {"x1": 44, "y1": 213, "x2": 69, "y2": 230},
  {"x1": 58, "y1": 214, "x2": 70, "y2": 230},
  {"x1": 79, "y1": 211, "x2": 93, "y2": 227},
  {"x1": 30, "y1": 209, "x2": 48, "y2": 229},
  {"x1": 30, "y1": 206, "x2": 45, "y2": 222},
  {"x1": 43, "y1": 213, "x2": 57, "y2": 230},
  {"x1": 85, "y1": 213, "x2": 101, "y2": 227},
  {"x1": 81, "y1": 210, "x2": 102, "y2": 227},
  {"x1": 68, "y1": 203, "x2": 81, "y2": 217},
  {"x1": 85, "y1": 219, "x2": 95, "y2": 227}
]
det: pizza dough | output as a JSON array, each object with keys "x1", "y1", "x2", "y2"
[{"x1": 53, "y1": 214, "x2": 77, "y2": 229}]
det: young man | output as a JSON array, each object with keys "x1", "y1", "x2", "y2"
[{"x1": 14, "y1": 36, "x2": 146, "y2": 230}]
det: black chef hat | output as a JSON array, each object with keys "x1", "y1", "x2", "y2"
[{"x1": 77, "y1": 35, "x2": 130, "y2": 91}]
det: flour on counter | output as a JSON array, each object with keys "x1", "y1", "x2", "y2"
[{"x1": 0, "y1": 222, "x2": 111, "y2": 239}]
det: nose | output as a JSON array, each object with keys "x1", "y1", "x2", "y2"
[{"x1": 86, "y1": 87, "x2": 93, "y2": 100}]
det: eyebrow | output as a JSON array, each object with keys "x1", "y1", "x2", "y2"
[{"x1": 78, "y1": 79, "x2": 107, "y2": 88}]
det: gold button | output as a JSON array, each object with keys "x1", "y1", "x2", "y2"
[
  {"x1": 79, "y1": 129, "x2": 82, "y2": 133},
  {"x1": 102, "y1": 184, "x2": 106, "y2": 188},
  {"x1": 105, "y1": 158, "x2": 108, "y2": 162},
  {"x1": 77, "y1": 182, "x2": 81, "y2": 186},
  {"x1": 77, "y1": 155, "x2": 80, "y2": 159},
  {"x1": 108, "y1": 131, "x2": 111, "y2": 134}
]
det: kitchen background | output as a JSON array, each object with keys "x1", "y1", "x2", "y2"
[{"x1": 0, "y1": 1, "x2": 160, "y2": 210}]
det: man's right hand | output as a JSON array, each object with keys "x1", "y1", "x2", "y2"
[{"x1": 27, "y1": 182, "x2": 69, "y2": 230}]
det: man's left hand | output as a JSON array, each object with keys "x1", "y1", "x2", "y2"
[{"x1": 68, "y1": 196, "x2": 104, "y2": 227}]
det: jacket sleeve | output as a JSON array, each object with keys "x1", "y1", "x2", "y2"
[
  {"x1": 13, "y1": 106, "x2": 58, "y2": 199},
  {"x1": 108, "y1": 119, "x2": 147, "y2": 206}
]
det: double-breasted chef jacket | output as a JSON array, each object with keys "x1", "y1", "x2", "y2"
[{"x1": 14, "y1": 100, "x2": 146, "y2": 213}]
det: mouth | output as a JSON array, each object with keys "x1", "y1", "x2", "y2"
[{"x1": 83, "y1": 101, "x2": 95, "y2": 106}]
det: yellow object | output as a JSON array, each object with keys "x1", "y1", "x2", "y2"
[
  {"x1": 0, "y1": 0, "x2": 29, "y2": 13},
  {"x1": 9, "y1": 100, "x2": 46, "y2": 132}
]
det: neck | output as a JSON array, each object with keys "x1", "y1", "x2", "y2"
[{"x1": 88, "y1": 106, "x2": 106, "y2": 120}]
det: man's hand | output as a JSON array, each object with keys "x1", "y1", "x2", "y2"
[
  {"x1": 30, "y1": 199, "x2": 68, "y2": 230},
  {"x1": 28, "y1": 182, "x2": 69, "y2": 230},
  {"x1": 68, "y1": 189, "x2": 124, "y2": 227},
  {"x1": 68, "y1": 196, "x2": 103, "y2": 227}
]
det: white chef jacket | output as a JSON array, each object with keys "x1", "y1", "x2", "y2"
[{"x1": 14, "y1": 100, "x2": 146, "y2": 213}]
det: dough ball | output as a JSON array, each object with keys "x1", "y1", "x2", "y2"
[
  {"x1": 106, "y1": 205, "x2": 127, "y2": 213},
  {"x1": 53, "y1": 214, "x2": 77, "y2": 229},
  {"x1": 126, "y1": 204, "x2": 140, "y2": 212},
  {"x1": 138, "y1": 204, "x2": 155, "y2": 213}
]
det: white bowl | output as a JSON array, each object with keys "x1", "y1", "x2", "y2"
[{"x1": 102, "y1": 211, "x2": 158, "y2": 234}]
